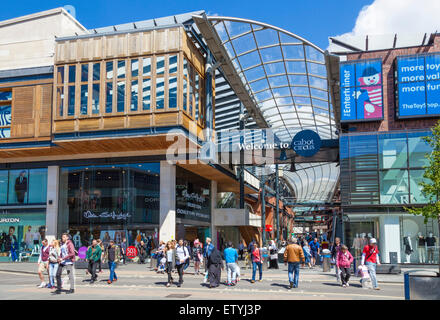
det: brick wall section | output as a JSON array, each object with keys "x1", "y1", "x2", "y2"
[{"x1": 345, "y1": 34, "x2": 440, "y2": 132}]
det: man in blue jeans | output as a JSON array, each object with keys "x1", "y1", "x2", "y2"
[
  {"x1": 308, "y1": 238, "x2": 320, "y2": 267},
  {"x1": 224, "y1": 242, "x2": 239, "y2": 286},
  {"x1": 284, "y1": 238, "x2": 305, "y2": 289},
  {"x1": 105, "y1": 240, "x2": 121, "y2": 284}
]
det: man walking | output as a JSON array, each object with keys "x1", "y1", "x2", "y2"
[
  {"x1": 284, "y1": 238, "x2": 305, "y2": 289},
  {"x1": 37, "y1": 238, "x2": 50, "y2": 288},
  {"x1": 224, "y1": 242, "x2": 239, "y2": 286},
  {"x1": 309, "y1": 238, "x2": 320, "y2": 267},
  {"x1": 175, "y1": 239, "x2": 190, "y2": 287},
  {"x1": 120, "y1": 237, "x2": 127, "y2": 265},
  {"x1": 104, "y1": 240, "x2": 120, "y2": 284},
  {"x1": 55, "y1": 233, "x2": 76, "y2": 294},
  {"x1": 86, "y1": 239, "x2": 102, "y2": 284},
  {"x1": 361, "y1": 238, "x2": 381, "y2": 290},
  {"x1": 203, "y1": 237, "x2": 214, "y2": 283},
  {"x1": 331, "y1": 237, "x2": 343, "y2": 283}
]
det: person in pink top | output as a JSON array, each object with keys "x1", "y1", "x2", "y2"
[{"x1": 336, "y1": 245, "x2": 354, "y2": 288}]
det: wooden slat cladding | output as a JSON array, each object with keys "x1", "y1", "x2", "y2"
[
  {"x1": 11, "y1": 86, "x2": 35, "y2": 138},
  {"x1": 56, "y1": 27, "x2": 182, "y2": 64}
]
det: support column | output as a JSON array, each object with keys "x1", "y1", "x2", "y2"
[
  {"x1": 45, "y1": 166, "x2": 59, "y2": 240},
  {"x1": 275, "y1": 164, "x2": 279, "y2": 241},
  {"x1": 379, "y1": 215, "x2": 401, "y2": 264},
  {"x1": 210, "y1": 180, "x2": 218, "y2": 248},
  {"x1": 159, "y1": 161, "x2": 176, "y2": 243}
]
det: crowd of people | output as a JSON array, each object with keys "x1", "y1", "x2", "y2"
[{"x1": 33, "y1": 232, "x2": 382, "y2": 294}]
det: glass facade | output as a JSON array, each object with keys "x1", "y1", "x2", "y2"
[
  {"x1": 58, "y1": 163, "x2": 160, "y2": 248},
  {"x1": 0, "y1": 89, "x2": 12, "y2": 139},
  {"x1": 340, "y1": 130, "x2": 432, "y2": 206},
  {"x1": 0, "y1": 168, "x2": 47, "y2": 205}
]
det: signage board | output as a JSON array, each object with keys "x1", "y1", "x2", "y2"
[
  {"x1": 291, "y1": 130, "x2": 321, "y2": 157},
  {"x1": 396, "y1": 53, "x2": 440, "y2": 118},
  {"x1": 340, "y1": 59, "x2": 384, "y2": 122}
]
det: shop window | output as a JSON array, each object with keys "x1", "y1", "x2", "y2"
[
  {"x1": 348, "y1": 134, "x2": 378, "y2": 170},
  {"x1": 408, "y1": 131, "x2": 432, "y2": 168},
  {"x1": 409, "y1": 169, "x2": 429, "y2": 204},
  {"x1": 379, "y1": 169, "x2": 409, "y2": 204},
  {"x1": 0, "y1": 170, "x2": 7, "y2": 204},
  {"x1": 0, "y1": 89, "x2": 12, "y2": 138},
  {"x1": 28, "y1": 169, "x2": 47, "y2": 204},
  {"x1": 5, "y1": 169, "x2": 47, "y2": 205},
  {"x1": 379, "y1": 133, "x2": 408, "y2": 169}
]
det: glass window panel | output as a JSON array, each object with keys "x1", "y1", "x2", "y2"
[
  {"x1": 143, "y1": 57, "x2": 151, "y2": 77},
  {"x1": 8, "y1": 169, "x2": 29, "y2": 204},
  {"x1": 408, "y1": 131, "x2": 432, "y2": 168},
  {"x1": 379, "y1": 133, "x2": 408, "y2": 169},
  {"x1": 305, "y1": 45, "x2": 324, "y2": 62},
  {"x1": 238, "y1": 50, "x2": 261, "y2": 70},
  {"x1": 131, "y1": 59, "x2": 139, "y2": 78},
  {"x1": 28, "y1": 168, "x2": 47, "y2": 204},
  {"x1": 156, "y1": 77, "x2": 164, "y2": 109},
  {"x1": 380, "y1": 169, "x2": 409, "y2": 204},
  {"x1": 0, "y1": 170, "x2": 7, "y2": 204},
  {"x1": 260, "y1": 46, "x2": 283, "y2": 63},
  {"x1": 183, "y1": 78, "x2": 187, "y2": 112},
  {"x1": 348, "y1": 134, "x2": 378, "y2": 170},
  {"x1": 268, "y1": 75, "x2": 288, "y2": 87},
  {"x1": 286, "y1": 61, "x2": 306, "y2": 74},
  {"x1": 169, "y1": 55, "x2": 178, "y2": 74},
  {"x1": 81, "y1": 64, "x2": 88, "y2": 82},
  {"x1": 142, "y1": 78, "x2": 151, "y2": 110},
  {"x1": 254, "y1": 28, "x2": 279, "y2": 48},
  {"x1": 294, "y1": 96, "x2": 311, "y2": 105},
  {"x1": 117, "y1": 60, "x2": 125, "y2": 79},
  {"x1": 309, "y1": 76, "x2": 328, "y2": 90},
  {"x1": 183, "y1": 58, "x2": 188, "y2": 77},
  {"x1": 105, "y1": 82, "x2": 113, "y2": 113},
  {"x1": 288, "y1": 74, "x2": 308, "y2": 85},
  {"x1": 68, "y1": 85, "x2": 75, "y2": 116},
  {"x1": 92, "y1": 84, "x2": 99, "y2": 114},
  {"x1": 244, "y1": 66, "x2": 265, "y2": 82},
  {"x1": 0, "y1": 105, "x2": 12, "y2": 127},
  {"x1": 307, "y1": 62, "x2": 326, "y2": 76},
  {"x1": 57, "y1": 87, "x2": 64, "y2": 116},
  {"x1": 409, "y1": 169, "x2": 429, "y2": 204},
  {"x1": 169, "y1": 76, "x2": 177, "y2": 109},
  {"x1": 249, "y1": 78, "x2": 269, "y2": 93},
  {"x1": 310, "y1": 88, "x2": 328, "y2": 100},
  {"x1": 117, "y1": 81, "x2": 125, "y2": 112},
  {"x1": 264, "y1": 62, "x2": 285, "y2": 76},
  {"x1": 292, "y1": 86, "x2": 309, "y2": 96},
  {"x1": 80, "y1": 84, "x2": 88, "y2": 115},
  {"x1": 282, "y1": 45, "x2": 304, "y2": 59},
  {"x1": 57, "y1": 66, "x2": 65, "y2": 84},
  {"x1": 255, "y1": 89, "x2": 272, "y2": 102},
  {"x1": 231, "y1": 33, "x2": 256, "y2": 55},
  {"x1": 189, "y1": 79, "x2": 193, "y2": 115},
  {"x1": 106, "y1": 61, "x2": 113, "y2": 80},
  {"x1": 156, "y1": 56, "x2": 165, "y2": 75},
  {"x1": 130, "y1": 80, "x2": 138, "y2": 111},
  {"x1": 93, "y1": 63, "x2": 100, "y2": 81},
  {"x1": 68, "y1": 65, "x2": 76, "y2": 83}
]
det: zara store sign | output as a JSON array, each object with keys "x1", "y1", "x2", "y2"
[{"x1": 291, "y1": 130, "x2": 321, "y2": 157}]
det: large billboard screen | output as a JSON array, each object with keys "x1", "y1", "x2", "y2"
[
  {"x1": 396, "y1": 54, "x2": 440, "y2": 118},
  {"x1": 340, "y1": 59, "x2": 384, "y2": 122}
]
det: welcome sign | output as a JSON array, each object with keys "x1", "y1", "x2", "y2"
[
  {"x1": 291, "y1": 130, "x2": 321, "y2": 157},
  {"x1": 397, "y1": 54, "x2": 440, "y2": 118},
  {"x1": 340, "y1": 59, "x2": 384, "y2": 122}
]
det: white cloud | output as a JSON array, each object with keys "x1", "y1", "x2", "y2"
[{"x1": 329, "y1": 0, "x2": 440, "y2": 52}]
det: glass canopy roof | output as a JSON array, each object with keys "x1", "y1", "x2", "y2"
[{"x1": 206, "y1": 16, "x2": 337, "y2": 142}]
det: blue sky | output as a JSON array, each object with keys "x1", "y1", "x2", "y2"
[{"x1": 0, "y1": 0, "x2": 373, "y2": 49}]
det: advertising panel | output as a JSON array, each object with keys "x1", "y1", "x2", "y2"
[
  {"x1": 340, "y1": 59, "x2": 384, "y2": 122},
  {"x1": 397, "y1": 53, "x2": 440, "y2": 118}
]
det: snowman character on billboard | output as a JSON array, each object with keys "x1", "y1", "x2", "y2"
[{"x1": 356, "y1": 66, "x2": 383, "y2": 119}]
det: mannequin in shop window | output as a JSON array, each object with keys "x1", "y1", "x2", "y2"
[
  {"x1": 416, "y1": 232, "x2": 426, "y2": 264},
  {"x1": 73, "y1": 231, "x2": 81, "y2": 249},
  {"x1": 135, "y1": 230, "x2": 141, "y2": 246},
  {"x1": 360, "y1": 233, "x2": 368, "y2": 249},
  {"x1": 15, "y1": 170, "x2": 27, "y2": 204},
  {"x1": 426, "y1": 233, "x2": 438, "y2": 264},
  {"x1": 352, "y1": 234, "x2": 362, "y2": 258},
  {"x1": 403, "y1": 234, "x2": 413, "y2": 263}
]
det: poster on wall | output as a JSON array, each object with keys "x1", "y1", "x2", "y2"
[
  {"x1": 396, "y1": 53, "x2": 440, "y2": 118},
  {"x1": 340, "y1": 59, "x2": 384, "y2": 122}
]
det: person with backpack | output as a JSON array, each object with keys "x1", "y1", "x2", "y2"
[
  {"x1": 175, "y1": 239, "x2": 190, "y2": 287},
  {"x1": 361, "y1": 238, "x2": 381, "y2": 290},
  {"x1": 250, "y1": 243, "x2": 264, "y2": 283},
  {"x1": 55, "y1": 233, "x2": 76, "y2": 294},
  {"x1": 86, "y1": 239, "x2": 102, "y2": 284}
]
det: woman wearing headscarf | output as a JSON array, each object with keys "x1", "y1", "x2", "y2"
[
  {"x1": 207, "y1": 247, "x2": 224, "y2": 288},
  {"x1": 268, "y1": 240, "x2": 279, "y2": 269}
]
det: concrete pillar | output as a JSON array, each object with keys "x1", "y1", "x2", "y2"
[
  {"x1": 379, "y1": 215, "x2": 401, "y2": 263},
  {"x1": 210, "y1": 180, "x2": 218, "y2": 248},
  {"x1": 159, "y1": 161, "x2": 176, "y2": 242},
  {"x1": 45, "y1": 166, "x2": 59, "y2": 239}
]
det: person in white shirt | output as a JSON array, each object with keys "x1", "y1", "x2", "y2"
[{"x1": 175, "y1": 239, "x2": 189, "y2": 288}]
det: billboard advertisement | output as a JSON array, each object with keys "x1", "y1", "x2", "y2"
[
  {"x1": 396, "y1": 53, "x2": 440, "y2": 118},
  {"x1": 340, "y1": 59, "x2": 384, "y2": 122}
]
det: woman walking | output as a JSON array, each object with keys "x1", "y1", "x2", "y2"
[
  {"x1": 193, "y1": 239, "x2": 203, "y2": 275},
  {"x1": 48, "y1": 239, "x2": 60, "y2": 289},
  {"x1": 302, "y1": 241, "x2": 312, "y2": 269},
  {"x1": 207, "y1": 247, "x2": 223, "y2": 288},
  {"x1": 164, "y1": 241, "x2": 175, "y2": 287},
  {"x1": 268, "y1": 240, "x2": 279, "y2": 269},
  {"x1": 250, "y1": 243, "x2": 263, "y2": 283},
  {"x1": 336, "y1": 245, "x2": 354, "y2": 288}
]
